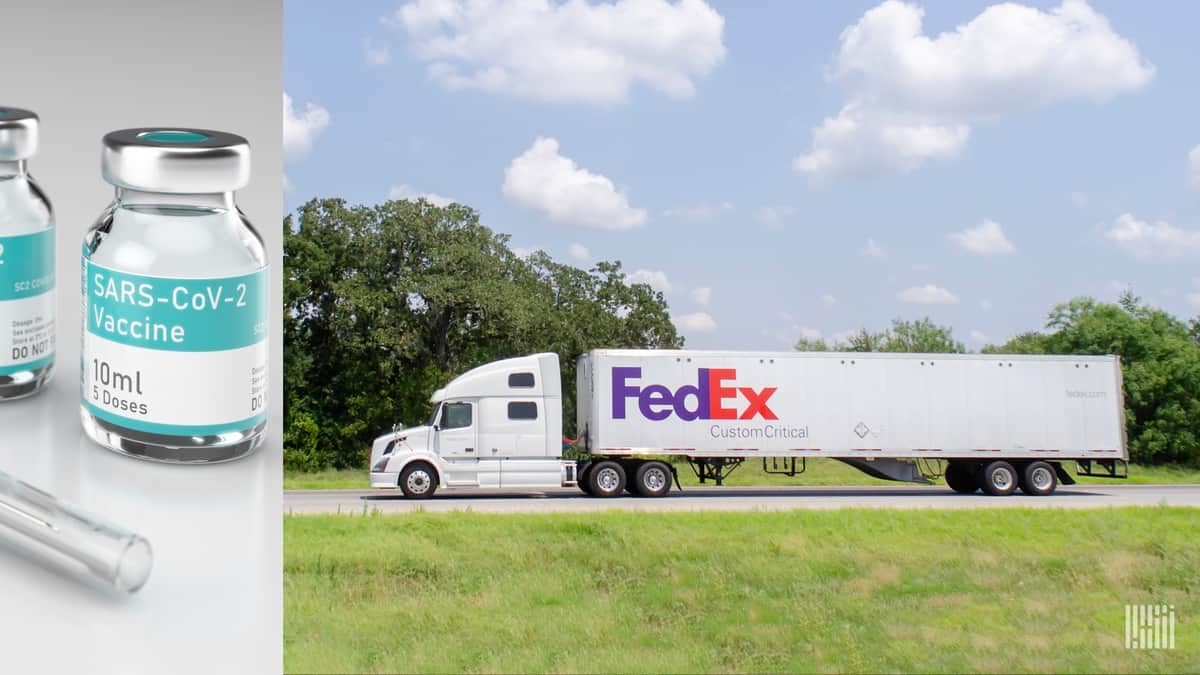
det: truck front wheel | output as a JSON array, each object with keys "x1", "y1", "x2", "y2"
[
  {"x1": 587, "y1": 461, "x2": 626, "y2": 497},
  {"x1": 399, "y1": 462, "x2": 438, "y2": 499},
  {"x1": 632, "y1": 461, "x2": 672, "y2": 497}
]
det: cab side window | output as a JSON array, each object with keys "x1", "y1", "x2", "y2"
[{"x1": 441, "y1": 402, "x2": 473, "y2": 430}]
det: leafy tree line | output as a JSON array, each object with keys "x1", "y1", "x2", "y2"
[
  {"x1": 284, "y1": 198, "x2": 682, "y2": 471},
  {"x1": 796, "y1": 293, "x2": 1200, "y2": 467}
]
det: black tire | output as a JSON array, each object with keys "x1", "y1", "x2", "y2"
[
  {"x1": 1019, "y1": 460, "x2": 1058, "y2": 496},
  {"x1": 586, "y1": 460, "x2": 626, "y2": 497},
  {"x1": 944, "y1": 462, "x2": 978, "y2": 494},
  {"x1": 979, "y1": 460, "x2": 1018, "y2": 496},
  {"x1": 577, "y1": 465, "x2": 594, "y2": 495},
  {"x1": 632, "y1": 461, "x2": 672, "y2": 498},
  {"x1": 399, "y1": 462, "x2": 438, "y2": 499}
]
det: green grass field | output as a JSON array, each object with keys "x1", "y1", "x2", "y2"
[
  {"x1": 284, "y1": 459, "x2": 1200, "y2": 490},
  {"x1": 285, "y1": 508, "x2": 1197, "y2": 673}
]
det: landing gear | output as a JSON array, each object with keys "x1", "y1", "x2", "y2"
[{"x1": 686, "y1": 458, "x2": 744, "y2": 486}]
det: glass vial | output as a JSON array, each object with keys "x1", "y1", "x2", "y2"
[
  {"x1": 81, "y1": 128, "x2": 268, "y2": 463},
  {"x1": 0, "y1": 107, "x2": 55, "y2": 400}
]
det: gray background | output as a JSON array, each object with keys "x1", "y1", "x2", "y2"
[{"x1": 0, "y1": 1, "x2": 282, "y2": 672}]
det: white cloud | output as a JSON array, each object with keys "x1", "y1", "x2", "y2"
[
  {"x1": 950, "y1": 220, "x2": 1016, "y2": 255},
  {"x1": 673, "y1": 312, "x2": 717, "y2": 333},
  {"x1": 797, "y1": 326, "x2": 823, "y2": 341},
  {"x1": 388, "y1": 184, "x2": 455, "y2": 206},
  {"x1": 690, "y1": 287, "x2": 712, "y2": 306},
  {"x1": 283, "y1": 173, "x2": 292, "y2": 193},
  {"x1": 283, "y1": 92, "x2": 331, "y2": 161},
  {"x1": 831, "y1": 329, "x2": 859, "y2": 346},
  {"x1": 625, "y1": 269, "x2": 672, "y2": 294},
  {"x1": 898, "y1": 284, "x2": 959, "y2": 304},
  {"x1": 392, "y1": 0, "x2": 726, "y2": 104},
  {"x1": 365, "y1": 37, "x2": 392, "y2": 66},
  {"x1": 663, "y1": 202, "x2": 733, "y2": 220},
  {"x1": 1104, "y1": 213, "x2": 1200, "y2": 258},
  {"x1": 821, "y1": 294, "x2": 836, "y2": 306},
  {"x1": 757, "y1": 206, "x2": 796, "y2": 228},
  {"x1": 1190, "y1": 144, "x2": 1200, "y2": 191},
  {"x1": 503, "y1": 137, "x2": 647, "y2": 230},
  {"x1": 980, "y1": 299, "x2": 993, "y2": 311},
  {"x1": 567, "y1": 242, "x2": 591, "y2": 262},
  {"x1": 864, "y1": 238, "x2": 887, "y2": 258},
  {"x1": 969, "y1": 329, "x2": 990, "y2": 345},
  {"x1": 795, "y1": 1, "x2": 1153, "y2": 179}
]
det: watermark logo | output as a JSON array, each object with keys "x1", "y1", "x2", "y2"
[{"x1": 1125, "y1": 604, "x2": 1175, "y2": 650}]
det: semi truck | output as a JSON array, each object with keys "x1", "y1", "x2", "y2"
[{"x1": 369, "y1": 350, "x2": 1129, "y2": 498}]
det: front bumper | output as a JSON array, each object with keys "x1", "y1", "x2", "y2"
[{"x1": 370, "y1": 471, "x2": 399, "y2": 488}]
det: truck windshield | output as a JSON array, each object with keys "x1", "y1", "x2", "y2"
[{"x1": 427, "y1": 405, "x2": 440, "y2": 427}]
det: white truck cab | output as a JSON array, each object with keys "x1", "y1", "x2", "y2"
[{"x1": 369, "y1": 353, "x2": 577, "y2": 497}]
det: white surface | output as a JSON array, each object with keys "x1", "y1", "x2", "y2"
[
  {"x1": 0, "y1": 1, "x2": 282, "y2": 672},
  {"x1": 0, "y1": 375, "x2": 281, "y2": 674},
  {"x1": 582, "y1": 349, "x2": 1126, "y2": 458}
]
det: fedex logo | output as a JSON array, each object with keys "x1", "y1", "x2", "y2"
[{"x1": 612, "y1": 367, "x2": 778, "y2": 421}]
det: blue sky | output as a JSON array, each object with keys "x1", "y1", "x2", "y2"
[{"x1": 284, "y1": 0, "x2": 1200, "y2": 351}]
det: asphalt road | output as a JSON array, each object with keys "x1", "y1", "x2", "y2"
[{"x1": 284, "y1": 484, "x2": 1200, "y2": 514}]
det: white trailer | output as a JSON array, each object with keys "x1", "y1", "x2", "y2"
[{"x1": 369, "y1": 350, "x2": 1128, "y2": 498}]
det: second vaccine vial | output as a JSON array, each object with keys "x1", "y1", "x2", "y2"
[
  {"x1": 0, "y1": 107, "x2": 55, "y2": 400},
  {"x1": 81, "y1": 129, "x2": 268, "y2": 463}
]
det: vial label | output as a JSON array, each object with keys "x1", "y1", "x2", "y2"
[
  {"x1": 0, "y1": 230, "x2": 55, "y2": 375},
  {"x1": 81, "y1": 259, "x2": 268, "y2": 436}
]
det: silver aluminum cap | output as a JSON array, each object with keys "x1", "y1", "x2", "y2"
[
  {"x1": 0, "y1": 107, "x2": 39, "y2": 161},
  {"x1": 102, "y1": 128, "x2": 251, "y2": 194}
]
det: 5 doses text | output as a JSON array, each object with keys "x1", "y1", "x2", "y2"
[{"x1": 90, "y1": 358, "x2": 148, "y2": 416}]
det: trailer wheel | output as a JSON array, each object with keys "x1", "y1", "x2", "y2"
[
  {"x1": 586, "y1": 461, "x2": 626, "y2": 498},
  {"x1": 979, "y1": 461, "x2": 1018, "y2": 496},
  {"x1": 1019, "y1": 461, "x2": 1058, "y2": 496},
  {"x1": 632, "y1": 461, "x2": 672, "y2": 498},
  {"x1": 399, "y1": 462, "x2": 438, "y2": 499},
  {"x1": 944, "y1": 462, "x2": 978, "y2": 494}
]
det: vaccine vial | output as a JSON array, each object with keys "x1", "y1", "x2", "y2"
[
  {"x1": 81, "y1": 129, "x2": 268, "y2": 463},
  {"x1": 0, "y1": 107, "x2": 55, "y2": 400}
]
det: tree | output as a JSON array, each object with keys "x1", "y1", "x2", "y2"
[
  {"x1": 793, "y1": 336, "x2": 829, "y2": 352},
  {"x1": 798, "y1": 318, "x2": 964, "y2": 354},
  {"x1": 284, "y1": 197, "x2": 681, "y2": 470}
]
